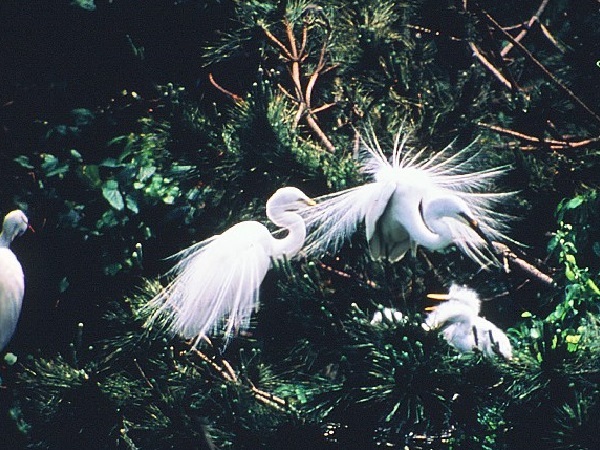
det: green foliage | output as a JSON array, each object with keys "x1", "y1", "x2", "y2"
[
  {"x1": 3, "y1": 0, "x2": 600, "y2": 448},
  {"x1": 13, "y1": 107, "x2": 197, "y2": 277}
]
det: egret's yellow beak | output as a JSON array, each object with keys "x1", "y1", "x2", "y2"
[
  {"x1": 425, "y1": 292, "x2": 449, "y2": 311},
  {"x1": 305, "y1": 198, "x2": 317, "y2": 206},
  {"x1": 426, "y1": 293, "x2": 450, "y2": 301}
]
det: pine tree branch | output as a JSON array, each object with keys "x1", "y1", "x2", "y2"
[
  {"x1": 483, "y1": 11, "x2": 600, "y2": 125},
  {"x1": 500, "y1": 0, "x2": 550, "y2": 57},
  {"x1": 262, "y1": 19, "x2": 337, "y2": 152},
  {"x1": 493, "y1": 242, "x2": 555, "y2": 287},
  {"x1": 477, "y1": 122, "x2": 600, "y2": 150}
]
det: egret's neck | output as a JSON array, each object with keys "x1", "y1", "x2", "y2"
[
  {"x1": 384, "y1": 188, "x2": 448, "y2": 251},
  {"x1": 0, "y1": 230, "x2": 12, "y2": 249},
  {"x1": 269, "y1": 210, "x2": 307, "y2": 259}
]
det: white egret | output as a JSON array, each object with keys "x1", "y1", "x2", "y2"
[
  {"x1": 370, "y1": 306, "x2": 403, "y2": 325},
  {"x1": 299, "y1": 131, "x2": 512, "y2": 268},
  {"x1": 146, "y1": 187, "x2": 316, "y2": 346},
  {"x1": 422, "y1": 284, "x2": 513, "y2": 360},
  {"x1": 0, "y1": 210, "x2": 29, "y2": 352}
]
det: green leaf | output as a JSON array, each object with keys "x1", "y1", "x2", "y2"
[
  {"x1": 41, "y1": 153, "x2": 69, "y2": 177},
  {"x1": 138, "y1": 165, "x2": 156, "y2": 182},
  {"x1": 125, "y1": 195, "x2": 139, "y2": 213},
  {"x1": 13, "y1": 155, "x2": 34, "y2": 169},
  {"x1": 80, "y1": 164, "x2": 102, "y2": 188},
  {"x1": 564, "y1": 196, "x2": 583, "y2": 210},
  {"x1": 100, "y1": 158, "x2": 124, "y2": 168},
  {"x1": 70, "y1": 149, "x2": 83, "y2": 162},
  {"x1": 102, "y1": 180, "x2": 125, "y2": 210},
  {"x1": 104, "y1": 262, "x2": 123, "y2": 276}
]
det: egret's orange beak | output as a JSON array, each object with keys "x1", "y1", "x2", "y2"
[{"x1": 425, "y1": 292, "x2": 450, "y2": 311}]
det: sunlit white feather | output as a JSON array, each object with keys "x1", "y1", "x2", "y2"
[
  {"x1": 0, "y1": 210, "x2": 28, "y2": 352},
  {"x1": 145, "y1": 187, "x2": 313, "y2": 346},
  {"x1": 423, "y1": 284, "x2": 513, "y2": 360},
  {"x1": 299, "y1": 130, "x2": 513, "y2": 267}
]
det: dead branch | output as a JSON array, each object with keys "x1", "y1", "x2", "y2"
[
  {"x1": 263, "y1": 19, "x2": 337, "y2": 152},
  {"x1": 500, "y1": 0, "x2": 550, "y2": 57},
  {"x1": 208, "y1": 73, "x2": 243, "y2": 103},
  {"x1": 188, "y1": 346, "x2": 292, "y2": 412},
  {"x1": 493, "y1": 242, "x2": 555, "y2": 287},
  {"x1": 469, "y1": 42, "x2": 514, "y2": 90},
  {"x1": 484, "y1": 12, "x2": 600, "y2": 125},
  {"x1": 477, "y1": 122, "x2": 600, "y2": 150}
]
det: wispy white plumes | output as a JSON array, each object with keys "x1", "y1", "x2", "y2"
[
  {"x1": 144, "y1": 187, "x2": 315, "y2": 347},
  {"x1": 298, "y1": 129, "x2": 514, "y2": 268},
  {"x1": 423, "y1": 284, "x2": 513, "y2": 360}
]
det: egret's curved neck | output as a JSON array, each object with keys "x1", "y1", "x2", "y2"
[
  {"x1": 385, "y1": 189, "x2": 450, "y2": 250},
  {"x1": 0, "y1": 230, "x2": 12, "y2": 249},
  {"x1": 417, "y1": 195, "x2": 468, "y2": 250},
  {"x1": 267, "y1": 209, "x2": 307, "y2": 259},
  {"x1": 394, "y1": 194, "x2": 467, "y2": 251}
]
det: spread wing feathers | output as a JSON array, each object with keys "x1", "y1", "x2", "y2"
[
  {"x1": 145, "y1": 221, "x2": 272, "y2": 345},
  {"x1": 298, "y1": 130, "x2": 513, "y2": 261},
  {"x1": 440, "y1": 216, "x2": 501, "y2": 268},
  {"x1": 298, "y1": 182, "x2": 396, "y2": 258}
]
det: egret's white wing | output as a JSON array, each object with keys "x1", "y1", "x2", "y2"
[
  {"x1": 367, "y1": 184, "x2": 413, "y2": 262},
  {"x1": 473, "y1": 316, "x2": 513, "y2": 360},
  {"x1": 0, "y1": 249, "x2": 24, "y2": 351},
  {"x1": 146, "y1": 221, "x2": 272, "y2": 345},
  {"x1": 443, "y1": 321, "x2": 477, "y2": 354},
  {"x1": 298, "y1": 182, "x2": 396, "y2": 258}
]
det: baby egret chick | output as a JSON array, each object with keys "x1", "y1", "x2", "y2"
[
  {"x1": 370, "y1": 307, "x2": 404, "y2": 325},
  {"x1": 299, "y1": 131, "x2": 512, "y2": 268},
  {"x1": 0, "y1": 210, "x2": 29, "y2": 352},
  {"x1": 146, "y1": 187, "x2": 316, "y2": 346},
  {"x1": 423, "y1": 284, "x2": 512, "y2": 360}
]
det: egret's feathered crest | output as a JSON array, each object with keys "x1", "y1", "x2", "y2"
[{"x1": 298, "y1": 128, "x2": 514, "y2": 267}]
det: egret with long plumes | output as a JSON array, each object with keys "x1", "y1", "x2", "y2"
[
  {"x1": 299, "y1": 131, "x2": 512, "y2": 267},
  {"x1": 423, "y1": 284, "x2": 513, "y2": 360},
  {"x1": 0, "y1": 210, "x2": 29, "y2": 352},
  {"x1": 145, "y1": 187, "x2": 315, "y2": 346}
]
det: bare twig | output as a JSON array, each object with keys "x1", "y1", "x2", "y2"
[
  {"x1": 133, "y1": 358, "x2": 155, "y2": 389},
  {"x1": 188, "y1": 346, "x2": 292, "y2": 411},
  {"x1": 469, "y1": 42, "x2": 514, "y2": 90},
  {"x1": 484, "y1": 12, "x2": 600, "y2": 125},
  {"x1": 263, "y1": 19, "x2": 337, "y2": 152},
  {"x1": 539, "y1": 22, "x2": 566, "y2": 53},
  {"x1": 317, "y1": 261, "x2": 379, "y2": 288},
  {"x1": 477, "y1": 122, "x2": 600, "y2": 150},
  {"x1": 190, "y1": 347, "x2": 237, "y2": 382},
  {"x1": 493, "y1": 242, "x2": 555, "y2": 287},
  {"x1": 500, "y1": 0, "x2": 550, "y2": 57},
  {"x1": 208, "y1": 73, "x2": 243, "y2": 103}
]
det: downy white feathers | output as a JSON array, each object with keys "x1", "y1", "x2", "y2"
[{"x1": 423, "y1": 284, "x2": 513, "y2": 360}]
